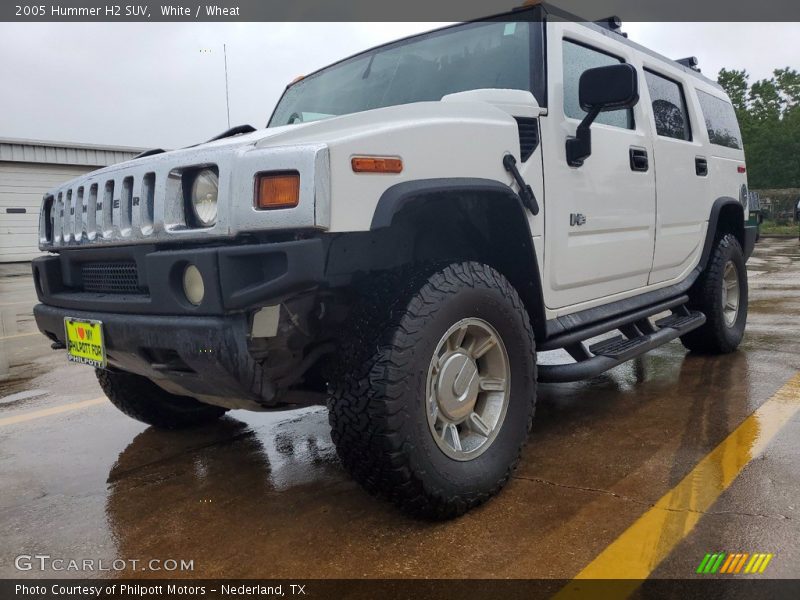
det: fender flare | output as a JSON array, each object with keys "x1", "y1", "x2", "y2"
[
  {"x1": 370, "y1": 178, "x2": 524, "y2": 230},
  {"x1": 699, "y1": 196, "x2": 746, "y2": 270},
  {"x1": 369, "y1": 177, "x2": 547, "y2": 340}
]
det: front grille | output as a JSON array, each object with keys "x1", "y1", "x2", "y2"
[
  {"x1": 81, "y1": 262, "x2": 144, "y2": 294},
  {"x1": 45, "y1": 171, "x2": 157, "y2": 246}
]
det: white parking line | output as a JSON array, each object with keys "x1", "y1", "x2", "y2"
[
  {"x1": 0, "y1": 301, "x2": 34, "y2": 308},
  {"x1": 0, "y1": 331, "x2": 41, "y2": 341}
]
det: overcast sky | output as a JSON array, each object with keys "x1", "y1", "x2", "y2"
[{"x1": 0, "y1": 21, "x2": 797, "y2": 150}]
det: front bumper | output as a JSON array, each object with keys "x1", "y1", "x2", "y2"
[
  {"x1": 35, "y1": 305, "x2": 278, "y2": 410},
  {"x1": 32, "y1": 238, "x2": 328, "y2": 410}
]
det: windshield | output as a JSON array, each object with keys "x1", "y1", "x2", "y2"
[{"x1": 269, "y1": 21, "x2": 532, "y2": 127}]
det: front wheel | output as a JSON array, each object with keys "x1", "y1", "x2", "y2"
[
  {"x1": 680, "y1": 233, "x2": 748, "y2": 354},
  {"x1": 328, "y1": 262, "x2": 537, "y2": 519},
  {"x1": 97, "y1": 369, "x2": 228, "y2": 429}
]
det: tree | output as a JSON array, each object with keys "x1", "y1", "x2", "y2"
[
  {"x1": 716, "y1": 67, "x2": 800, "y2": 189},
  {"x1": 774, "y1": 68, "x2": 800, "y2": 109},
  {"x1": 749, "y1": 79, "x2": 783, "y2": 122},
  {"x1": 718, "y1": 68, "x2": 749, "y2": 114}
]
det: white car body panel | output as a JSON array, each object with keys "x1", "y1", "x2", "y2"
[
  {"x1": 542, "y1": 22, "x2": 657, "y2": 310},
  {"x1": 36, "y1": 18, "x2": 749, "y2": 324}
]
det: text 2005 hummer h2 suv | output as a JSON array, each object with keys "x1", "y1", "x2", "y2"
[{"x1": 33, "y1": 5, "x2": 756, "y2": 518}]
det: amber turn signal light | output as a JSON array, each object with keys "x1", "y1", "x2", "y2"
[
  {"x1": 351, "y1": 156, "x2": 403, "y2": 174},
  {"x1": 255, "y1": 172, "x2": 300, "y2": 210}
]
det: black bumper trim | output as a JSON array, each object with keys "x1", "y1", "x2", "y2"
[
  {"x1": 32, "y1": 238, "x2": 326, "y2": 316},
  {"x1": 34, "y1": 304, "x2": 276, "y2": 409}
]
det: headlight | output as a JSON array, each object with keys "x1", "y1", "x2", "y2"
[{"x1": 190, "y1": 168, "x2": 219, "y2": 227}]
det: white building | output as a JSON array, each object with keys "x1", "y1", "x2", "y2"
[{"x1": 0, "y1": 138, "x2": 143, "y2": 262}]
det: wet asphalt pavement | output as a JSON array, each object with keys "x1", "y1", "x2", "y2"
[{"x1": 1, "y1": 237, "x2": 800, "y2": 581}]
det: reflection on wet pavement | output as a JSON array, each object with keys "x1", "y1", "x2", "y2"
[{"x1": 1, "y1": 237, "x2": 800, "y2": 580}]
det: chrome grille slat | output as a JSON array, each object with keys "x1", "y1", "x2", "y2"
[
  {"x1": 121, "y1": 176, "x2": 133, "y2": 236},
  {"x1": 87, "y1": 184, "x2": 98, "y2": 241},
  {"x1": 54, "y1": 192, "x2": 63, "y2": 244},
  {"x1": 111, "y1": 176, "x2": 120, "y2": 237},
  {"x1": 77, "y1": 186, "x2": 86, "y2": 242},
  {"x1": 141, "y1": 172, "x2": 155, "y2": 234},
  {"x1": 100, "y1": 180, "x2": 113, "y2": 238},
  {"x1": 65, "y1": 189, "x2": 74, "y2": 243}
]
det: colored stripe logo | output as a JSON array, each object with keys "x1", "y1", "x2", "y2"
[{"x1": 696, "y1": 552, "x2": 774, "y2": 574}]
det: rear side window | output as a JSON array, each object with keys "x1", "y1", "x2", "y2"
[
  {"x1": 644, "y1": 70, "x2": 691, "y2": 141},
  {"x1": 696, "y1": 90, "x2": 743, "y2": 149},
  {"x1": 562, "y1": 40, "x2": 634, "y2": 130}
]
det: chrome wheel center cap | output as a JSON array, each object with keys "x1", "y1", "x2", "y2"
[
  {"x1": 435, "y1": 352, "x2": 480, "y2": 422},
  {"x1": 426, "y1": 317, "x2": 510, "y2": 461}
]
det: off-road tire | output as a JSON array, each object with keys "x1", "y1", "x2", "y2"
[
  {"x1": 680, "y1": 233, "x2": 748, "y2": 354},
  {"x1": 96, "y1": 369, "x2": 228, "y2": 429},
  {"x1": 328, "y1": 262, "x2": 537, "y2": 519}
]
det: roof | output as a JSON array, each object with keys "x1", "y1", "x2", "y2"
[
  {"x1": 0, "y1": 137, "x2": 145, "y2": 168},
  {"x1": 539, "y1": 3, "x2": 724, "y2": 91}
]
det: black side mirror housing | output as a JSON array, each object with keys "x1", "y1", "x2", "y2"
[{"x1": 566, "y1": 63, "x2": 640, "y2": 167}]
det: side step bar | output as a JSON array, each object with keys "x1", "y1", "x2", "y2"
[{"x1": 538, "y1": 305, "x2": 706, "y2": 383}]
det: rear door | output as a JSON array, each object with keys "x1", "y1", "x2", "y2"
[
  {"x1": 642, "y1": 67, "x2": 709, "y2": 284},
  {"x1": 540, "y1": 23, "x2": 656, "y2": 310}
]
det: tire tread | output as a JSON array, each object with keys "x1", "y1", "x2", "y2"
[{"x1": 328, "y1": 262, "x2": 536, "y2": 519}]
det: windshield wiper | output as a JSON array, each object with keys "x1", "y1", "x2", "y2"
[{"x1": 206, "y1": 124, "x2": 257, "y2": 142}]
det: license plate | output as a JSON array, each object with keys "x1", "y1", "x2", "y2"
[{"x1": 64, "y1": 318, "x2": 107, "y2": 368}]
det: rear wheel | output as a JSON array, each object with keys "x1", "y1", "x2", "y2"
[
  {"x1": 328, "y1": 262, "x2": 537, "y2": 519},
  {"x1": 96, "y1": 369, "x2": 228, "y2": 429},
  {"x1": 680, "y1": 233, "x2": 748, "y2": 354}
]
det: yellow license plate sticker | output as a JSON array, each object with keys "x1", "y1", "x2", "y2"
[{"x1": 64, "y1": 318, "x2": 107, "y2": 368}]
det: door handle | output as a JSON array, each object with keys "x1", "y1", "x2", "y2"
[
  {"x1": 695, "y1": 156, "x2": 708, "y2": 176},
  {"x1": 629, "y1": 147, "x2": 649, "y2": 172}
]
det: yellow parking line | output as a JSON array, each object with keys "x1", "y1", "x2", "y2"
[
  {"x1": 557, "y1": 372, "x2": 800, "y2": 596},
  {"x1": 0, "y1": 397, "x2": 106, "y2": 427}
]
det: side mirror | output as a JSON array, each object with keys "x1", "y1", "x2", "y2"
[{"x1": 566, "y1": 63, "x2": 639, "y2": 167}]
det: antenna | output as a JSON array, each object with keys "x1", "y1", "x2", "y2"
[
  {"x1": 200, "y1": 46, "x2": 231, "y2": 128},
  {"x1": 223, "y1": 44, "x2": 231, "y2": 129}
]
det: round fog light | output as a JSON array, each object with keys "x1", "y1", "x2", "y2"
[{"x1": 182, "y1": 264, "x2": 205, "y2": 306}]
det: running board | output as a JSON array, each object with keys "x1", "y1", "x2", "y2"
[{"x1": 538, "y1": 307, "x2": 705, "y2": 383}]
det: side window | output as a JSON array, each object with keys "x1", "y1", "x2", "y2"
[
  {"x1": 696, "y1": 90, "x2": 743, "y2": 149},
  {"x1": 562, "y1": 39, "x2": 634, "y2": 129},
  {"x1": 644, "y1": 70, "x2": 691, "y2": 141}
]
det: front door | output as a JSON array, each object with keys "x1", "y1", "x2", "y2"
[{"x1": 540, "y1": 24, "x2": 656, "y2": 310}]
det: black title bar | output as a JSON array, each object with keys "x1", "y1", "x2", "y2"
[{"x1": 2, "y1": 0, "x2": 800, "y2": 22}]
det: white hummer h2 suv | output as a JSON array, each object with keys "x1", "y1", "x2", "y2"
[{"x1": 33, "y1": 5, "x2": 756, "y2": 518}]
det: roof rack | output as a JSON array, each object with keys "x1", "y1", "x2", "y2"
[
  {"x1": 676, "y1": 56, "x2": 701, "y2": 71},
  {"x1": 594, "y1": 16, "x2": 628, "y2": 38}
]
